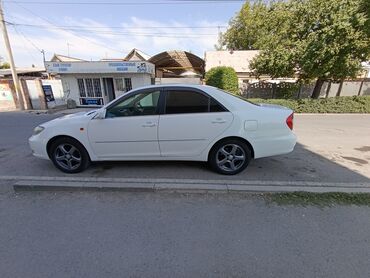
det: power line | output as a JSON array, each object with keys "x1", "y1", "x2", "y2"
[
  {"x1": 6, "y1": 22, "x2": 220, "y2": 37},
  {"x1": 12, "y1": 25, "x2": 43, "y2": 52},
  {"x1": 10, "y1": 2, "x2": 124, "y2": 53},
  {"x1": 11, "y1": 24, "x2": 42, "y2": 64},
  {"x1": 4, "y1": 0, "x2": 244, "y2": 5},
  {"x1": 8, "y1": 22, "x2": 227, "y2": 30}
]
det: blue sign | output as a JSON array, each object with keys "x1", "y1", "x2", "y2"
[
  {"x1": 42, "y1": 85, "x2": 55, "y2": 102},
  {"x1": 80, "y1": 98, "x2": 104, "y2": 106}
]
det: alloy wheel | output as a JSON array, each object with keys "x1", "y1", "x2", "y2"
[
  {"x1": 216, "y1": 144, "x2": 246, "y2": 172},
  {"x1": 54, "y1": 143, "x2": 82, "y2": 171}
]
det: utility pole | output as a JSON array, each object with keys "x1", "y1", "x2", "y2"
[
  {"x1": 67, "y1": 42, "x2": 72, "y2": 56},
  {"x1": 41, "y1": 49, "x2": 45, "y2": 64},
  {"x1": 0, "y1": 0, "x2": 24, "y2": 110}
]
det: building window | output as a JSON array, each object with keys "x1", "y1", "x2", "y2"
[
  {"x1": 77, "y1": 79, "x2": 86, "y2": 97},
  {"x1": 115, "y1": 78, "x2": 124, "y2": 91},
  {"x1": 77, "y1": 78, "x2": 104, "y2": 106},
  {"x1": 124, "y1": 78, "x2": 132, "y2": 92},
  {"x1": 85, "y1": 78, "x2": 94, "y2": 97},
  {"x1": 93, "y1": 78, "x2": 102, "y2": 97}
]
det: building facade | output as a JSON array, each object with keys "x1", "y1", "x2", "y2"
[
  {"x1": 45, "y1": 60, "x2": 155, "y2": 106},
  {"x1": 205, "y1": 50, "x2": 262, "y2": 85}
]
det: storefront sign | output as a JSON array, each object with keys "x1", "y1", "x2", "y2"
[
  {"x1": 45, "y1": 61, "x2": 155, "y2": 75},
  {"x1": 80, "y1": 98, "x2": 104, "y2": 106}
]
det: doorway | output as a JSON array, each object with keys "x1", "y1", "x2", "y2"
[{"x1": 103, "y1": 78, "x2": 116, "y2": 102}]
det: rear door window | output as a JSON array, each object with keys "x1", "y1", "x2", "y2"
[{"x1": 165, "y1": 90, "x2": 227, "y2": 114}]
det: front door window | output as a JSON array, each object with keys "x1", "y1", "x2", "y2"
[{"x1": 106, "y1": 90, "x2": 160, "y2": 118}]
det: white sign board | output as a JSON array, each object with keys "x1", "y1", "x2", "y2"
[{"x1": 45, "y1": 61, "x2": 155, "y2": 75}]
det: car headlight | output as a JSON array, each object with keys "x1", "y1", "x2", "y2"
[{"x1": 33, "y1": 126, "x2": 45, "y2": 135}]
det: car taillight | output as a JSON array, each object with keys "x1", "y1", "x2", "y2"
[{"x1": 286, "y1": 112, "x2": 294, "y2": 130}]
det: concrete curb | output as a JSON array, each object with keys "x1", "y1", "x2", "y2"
[{"x1": 8, "y1": 176, "x2": 370, "y2": 194}]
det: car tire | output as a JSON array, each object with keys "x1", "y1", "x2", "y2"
[
  {"x1": 209, "y1": 139, "x2": 251, "y2": 175},
  {"x1": 49, "y1": 137, "x2": 90, "y2": 174}
]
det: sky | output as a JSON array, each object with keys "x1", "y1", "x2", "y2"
[{"x1": 0, "y1": 0, "x2": 244, "y2": 67}]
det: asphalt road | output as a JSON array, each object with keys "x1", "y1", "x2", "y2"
[
  {"x1": 0, "y1": 186, "x2": 369, "y2": 278},
  {"x1": 0, "y1": 111, "x2": 369, "y2": 182},
  {"x1": 1, "y1": 112, "x2": 370, "y2": 277}
]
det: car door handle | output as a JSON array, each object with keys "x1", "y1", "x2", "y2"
[
  {"x1": 212, "y1": 119, "x2": 226, "y2": 124},
  {"x1": 142, "y1": 122, "x2": 156, "y2": 127}
]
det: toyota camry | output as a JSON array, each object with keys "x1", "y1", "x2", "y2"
[{"x1": 29, "y1": 84, "x2": 296, "y2": 175}]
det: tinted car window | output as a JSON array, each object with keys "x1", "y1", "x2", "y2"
[
  {"x1": 106, "y1": 90, "x2": 160, "y2": 118},
  {"x1": 210, "y1": 98, "x2": 227, "y2": 112},
  {"x1": 165, "y1": 90, "x2": 209, "y2": 114}
]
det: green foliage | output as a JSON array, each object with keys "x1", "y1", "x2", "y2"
[
  {"x1": 275, "y1": 83, "x2": 301, "y2": 99},
  {"x1": 224, "y1": 0, "x2": 370, "y2": 83},
  {"x1": 248, "y1": 96, "x2": 370, "y2": 113},
  {"x1": 0, "y1": 62, "x2": 10, "y2": 69},
  {"x1": 223, "y1": 0, "x2": 269, "y2": 50},
  {"x1": 205, "y1": 66, "x2": 239, "y2": 94}
]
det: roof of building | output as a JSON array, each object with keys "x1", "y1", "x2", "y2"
[
  {"x1": 100, "y1": 58, "x2": 125, "y2": 61},
  {"x1": 149, "y1": 50, "x2": 204, "y2": 76},
  {"x1": 124, "y1": 48, "x2": 151, "y2": 61},
  {"x1": 50, "y1": 54, "x2": 86, "y2": 62},
  {"x1": 205, "y1": 50, "x2": 260, "y2": 73},
  {"x1": 0, "y1": 67, "x2": 46, "y2": 76}
]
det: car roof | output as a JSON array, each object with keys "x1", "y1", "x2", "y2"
[
  {"x1": 130, "y1": 84, "x2": 210, "y2": 91},
  {"x1": 107, "y1": 84, "x2": 255, "y2": 111}
]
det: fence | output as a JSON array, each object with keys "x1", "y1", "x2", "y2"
[{"x1": 241, "y1": 79, "x2": 370, "y2": 99}]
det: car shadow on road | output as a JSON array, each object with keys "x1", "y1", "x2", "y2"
[{"x1": 79, "y1": 143, "x2": 369, "y2": 183}]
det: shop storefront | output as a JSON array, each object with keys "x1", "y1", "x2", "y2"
[{"x1": 45, "y1": 61, "x2": 155, "y2": 107}]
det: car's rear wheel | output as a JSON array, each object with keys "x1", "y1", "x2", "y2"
[
  {"x1": 209, "y1": 139, "x2": 251, "y2": 175},
  {"x1": 49, "y1": 137, "x2": 90, "y2": 173}
]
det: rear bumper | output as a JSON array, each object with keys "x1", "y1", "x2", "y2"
[
  {"x1": 253, "y1": 133, "x2": 297, "y2": 159},
  {"x1": 29, "y1": 135, "x2": 49, "y2": 160}
]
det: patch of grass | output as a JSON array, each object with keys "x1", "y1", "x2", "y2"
[
  {"x1": 266, "y1": 192, "x2": 370, "y2": 207},
  {"x1": 247, "y1": 96, "x2": 370, "y2": 113}
]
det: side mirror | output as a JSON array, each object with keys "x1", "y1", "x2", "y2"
[{"x1": 94, "y1": 108, "x2": 106, "y2": 119}]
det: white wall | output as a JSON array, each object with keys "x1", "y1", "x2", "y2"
[
  {"x1": 41, "y1": 79, "x2": 65, "y2": 108},
  {"x1": 25, "y1": 80, "x2": 40, "y2": 110},
  {"x1": 60, "y1": 73, "x2": 152, "y2": 106},
  {"x1": 205, "y1": 50, "x2": 259, "y2": 72}
]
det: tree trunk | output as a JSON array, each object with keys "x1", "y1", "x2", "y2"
[
  {"x1": 311, "y1": 78, "x2": 325, "y2": 99},
  {"x1": 336, "y1": 80, "x2": 344, "y2": 97},
  {"x1": 325, "y1": 81, "x2": 331, "y2": 98}
]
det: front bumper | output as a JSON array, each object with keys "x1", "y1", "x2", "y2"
[{"x1": 29, "y1": 135, "x2": 49, "y2": 160}]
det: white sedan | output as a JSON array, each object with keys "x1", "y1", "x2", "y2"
[{"x1": 29, "y1": 85, "x2": 296, "y2": 175}]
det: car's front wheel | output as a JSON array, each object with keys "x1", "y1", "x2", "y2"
[
  {"x1": 209, "y1": 139, "x2": 251, "y2": 175},
  {"x1": 49, "y1": 137, "x2": 90, "y2": 173}
]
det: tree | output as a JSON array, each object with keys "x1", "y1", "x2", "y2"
[
  {"x1": 0, "y1": 62, "x2": 10, "y2": 69},
  {"x1": 224, "y1": 0, "x2": 370, "y2": 98},
  {"x1": 222, "y1": 0, "x2": 269, "y2": 50},
  {"x1": 214, "y1": 31, "x2": 225, "y2": 51},
  {"x1": 0, "y1": 56, "x2": 10, "y2": 69},
  {"x1": 205, "y1": 66, "x2": 239, "y2": 94}
]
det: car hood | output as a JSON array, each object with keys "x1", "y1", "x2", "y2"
[
  {"x1": 40, "y1": 110, "x2": 97, "y2": 128},
  {"x1": 60, "y1": 110, "x2": 97, "y2": 119}
]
